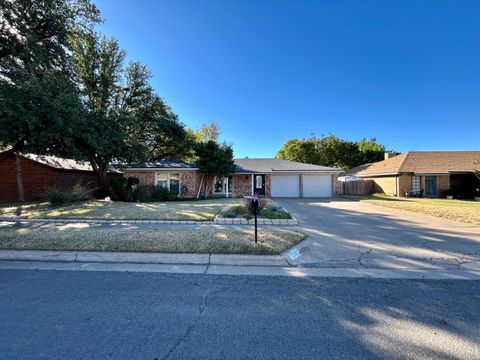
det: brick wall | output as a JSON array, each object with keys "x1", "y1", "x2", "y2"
[
  {"x1": 124, "y1": 171, "x2": 155, "y2": 186},
  {"x1": 437, "y1": 175, "x2": 450, "y2": 196},
  {"x1": 397, "y1": 174, "x2": 411, "y2": 197},
  {"x1": 180, "y1": 171, "x2": 201, "y2": 198},
  {"x1": 364, "y1": 176, "x2": 398, "y2": 196},
  {"x1": 0, "y1": 155, "x2": 100, "y2": 201},
  {"x1": 232, "y1": 174, "x2": 251, "y2": 197}
]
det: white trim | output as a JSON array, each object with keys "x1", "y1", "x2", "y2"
[
  {"x1": 213, "y1": 176, "x2": 232, "y2": 195},
  {"x1": 356, "y1": 173, "x2": 399, "y2": 177},
  {"x1": 126, "y1": 168, "x2": 199, "y2": 171},
  {"x1": 154, "y1": 172, "x2": 181, "y2": 195},
  {"x1": 251, "y1": 174, "x2": 254, "y2": 195}
]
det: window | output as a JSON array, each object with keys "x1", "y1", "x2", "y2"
[
  {"x1": 156, "y1": 173, "x2": 168, "y2": 189},
  {"x1": 169, "y1": 173, "x2": 180, "y2": 194},
  {"x1": 255, "y1": 175, "x2": 263, "y2": 189},
  {"x1": 214, "y1": 176, "x2": 232, "y2": 194},
  {"x1": 411, "y1": 176, "x2": 421, "y2": 194},
  {"x1": 155, "y1": 172, "x2": 181, "y2": 194}
]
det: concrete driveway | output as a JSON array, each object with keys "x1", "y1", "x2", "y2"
[{"x1": 275, "y1": 198, "x2": 480, "y2": 271}]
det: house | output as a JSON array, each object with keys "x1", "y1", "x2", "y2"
[
  {"x1": 125, "y1": 158, "x2": 342, "y2": 198},
  {"x1": 346, "y1": 151, "x2": 480, "y2": 199},
  {"x1": 0, "y1": 150, "x2": 102, "y2": 201}
]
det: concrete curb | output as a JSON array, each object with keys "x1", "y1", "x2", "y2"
[{"x1": 0, "y1": 250, "x2": 289, "y2": 267}]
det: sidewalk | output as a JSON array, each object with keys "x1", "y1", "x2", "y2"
[{"x1": 1, "y1": 249, "x2": 480, "y2": 280}]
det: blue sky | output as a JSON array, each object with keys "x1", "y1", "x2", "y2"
[{"x1": 94, "y1": 0, "x2": 480, "y2": 158}]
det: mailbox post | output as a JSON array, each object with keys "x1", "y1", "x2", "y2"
[{"x1": 250, "y1": 197, "x2": 259, "y2": 243}]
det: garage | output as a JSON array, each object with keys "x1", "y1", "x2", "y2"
[
  {"x1": 303, "y1": 174, "x2": 332, "y2": 197},
  {"x1": 271, "y1": 175, "x2": 300, "y2": 197}
]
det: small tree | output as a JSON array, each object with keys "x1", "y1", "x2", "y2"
[{"x1": 194, "y1": 141, "x2": 235, "y2": 198}]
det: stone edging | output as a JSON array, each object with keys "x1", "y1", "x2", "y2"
[
  {"x1": 0, "y1": 215, "x2": 298, "y2": 226},
  {"x1": 0, "y1": 216, "x2": 212, "y2": 225},
  {"x1": 213, "y1": 215, "x2": 298, "y2": 225}
]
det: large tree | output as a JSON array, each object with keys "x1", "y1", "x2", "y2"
[
  {"x1": 68, "y1": 31, "x2": 191, "y2": 194},
  {"x1": 0, "y1": 0, "x2": 100, "y2": 200},
  {"x1": 276, "y1": 135, "x2": 387, "y2": 169}
]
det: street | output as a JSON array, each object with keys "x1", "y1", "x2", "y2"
[{"x1": 1, "y1": 269, "x2": 479, "y2": 360}]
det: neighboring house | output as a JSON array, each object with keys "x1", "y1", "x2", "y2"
[
  {"x1": 125, "y1": 158, "x2": 342, "y2": 198},
  {"x1": 346, "y1": 151, "x2": 480, "y2": 199},
  {"x1": 0, "y1": 150, "x2": 102, "y2": 201}
]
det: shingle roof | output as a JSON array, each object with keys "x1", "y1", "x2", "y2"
[
  {"x1": 24, "y1": 154, "x2": 94, "y2": 172},
  {"x1": 234, "y1": 158, "x2": 342, "y2": 173},
  {"x1": 127, "y1": 159, "x2": 198, "y2": 169},
  {"x1": 346, "y1": 151, "x2": 480, "y2": 176},
  {"x1": 126, "y1": 158, "x2": 342, "y2": 173}
]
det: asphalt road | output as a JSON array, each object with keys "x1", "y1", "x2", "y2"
[{"x1": 1, "y1": 270, "x2": 479, "y2": 360}]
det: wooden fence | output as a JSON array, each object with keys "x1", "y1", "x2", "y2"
[{"x1": 339, "y1": 180, "x2": 375, "y2": 195}]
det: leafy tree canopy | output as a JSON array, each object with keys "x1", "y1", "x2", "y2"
[
  {"x1": 194, "y1": 141, "x2": 235, "y2": 178},
  {"x1": 276, "y1": 135, "x2": 387, "y2": 169},
  {"x1": 188, "y1": 122, "x2": 220, "y2": 143}
]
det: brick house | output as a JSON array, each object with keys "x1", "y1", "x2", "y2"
[
  {"x1": 0, "y1": 151, "x2": 103, "y2": 201},
  {"x1": 345, "y1": 151, "x2": 480, "y2": 199},
  {"x1": 125, "y1": 158, "x2": 342, "y2": 198}
]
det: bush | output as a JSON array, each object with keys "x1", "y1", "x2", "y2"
[
  {"x1": 221, "y1": 205, "x2": 253, "y2": 219},
  {"x1": 259, "y1": 204, "x2": 292, "y2": 219},
  {"x1": 136, "y1": 185, "x2": 178, "y2": 202},
  {"x1": 42, "y1": 184, "x2": 93, "y2": 206},
  {"x1": 109, "y1": 176, "x2": 139, "y2": 201},
  {"x1": 245, "y1": 197, "x2": 267, "y2": 213}
]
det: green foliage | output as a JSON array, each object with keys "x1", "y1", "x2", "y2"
[
  {"x1": 276, "y1": 135, "x2": 387, "y2": 169},
  {"x1": 195, "y1": 141, "x2": 235, "y2": 178},
  {"x1": 0, "y1": 0, "x2": 100, "y2": 153},
  {"x1": 108, "y1": 176, "x2": 139, "y2": 202},
  {"x1": 147, "y1": 185, "x2": 178, "y2": 202},
  {"x1": 41, "y1": 184, "x2": 93, "y2": 206}
]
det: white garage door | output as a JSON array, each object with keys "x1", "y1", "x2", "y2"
[
  {"x1": 271, "y1": 175, "x2": 300, "y2": 197},
  {"x1": 303, "y1": 175, "x2": 332, "y2": 197}
]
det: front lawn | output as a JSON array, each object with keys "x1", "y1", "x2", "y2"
[
  {"x1": 341, "y1": 194, "x2": 480, "y2": 225},
  {"x1": 0, "y1": 223, "x2": 306, "y2": 255},
  {"x1": 0, "y1": 198, "x2": 239, "y2": 221}
]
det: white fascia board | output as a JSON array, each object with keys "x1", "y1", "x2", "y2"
[
  {"x1": 356, "y1": 173, "x2": 399, "y2": 177},
  {"x1": 125, "y1": 168, "x2": 199, "y2": 171}
]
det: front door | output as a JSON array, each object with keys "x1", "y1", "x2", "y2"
[
  {"x1": 254, "y1": 174, "x2": 265, "y2": 196},
  {"x1": 425, "y1": 176, "x2": 438, "y2": 197}
]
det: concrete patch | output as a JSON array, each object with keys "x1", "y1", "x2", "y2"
[{"x1": 209, "y1": 254, "x2": 288, "y2": 266}]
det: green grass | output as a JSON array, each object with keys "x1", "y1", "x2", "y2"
[
  {"x1": 0, "y1": 198, "x2": 240, "y2": 221},
  {"x1": 341, "y1": 194, "x2": 480, "y2": 225},
  {"x1": 0, "y1": 224, "x2": 306, "y2": 255}
]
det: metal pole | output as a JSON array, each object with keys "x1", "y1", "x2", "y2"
[{"x1": 254, "y1": 207, "x2": 257, "y2": 243}]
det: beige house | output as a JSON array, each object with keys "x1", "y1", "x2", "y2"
[{"x1": 346, "y1": 151, "x2": 480, "y2": 199}]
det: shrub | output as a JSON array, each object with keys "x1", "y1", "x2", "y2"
[
  {"x1": 221, "y1": 204, "x2": 253, "y2": 219},
  {"x1": 136, "y1": 185, "x2": 178, "y2": 202},
  {"x1": 41, "y1": 184, "x2": 93, "y2": 206},
  {"x1": 245, "y1": 197, "x2": 267, "y2": 213},
  {"x1": 259, "y1": 204, "x2": 292, "y2": 219},
  {"x1": 109, "y1": 176, "x2": 139, "y2": 201}
]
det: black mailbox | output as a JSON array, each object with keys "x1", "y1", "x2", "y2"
[{"x1": 250, "y1": 198, "x2": 260, "y2": 210}]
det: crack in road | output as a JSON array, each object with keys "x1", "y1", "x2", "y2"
[{"x1": 159, "y1": 286, "x2": 230, "y2": 360}]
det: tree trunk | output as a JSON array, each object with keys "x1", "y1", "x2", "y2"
[
  {"x1": 196, "y1": 174, "x2": 204, "y2": 199},
  {"x1": 96, "y1": 167, "x2": 109, "y2": 198},
  {"x1": 15, "y1": 152, "x2": 25, "y2": 202}
]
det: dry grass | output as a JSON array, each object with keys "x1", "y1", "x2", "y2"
[
  {"x1": 341, "y1": 194, "x2": 480, "y2": 225},
  {"x1": 0, "y1": 198, "x2": 240, "y2": 221},
  {"x1": 0, "y1": 223, "x2": 306, "y2": 255}
]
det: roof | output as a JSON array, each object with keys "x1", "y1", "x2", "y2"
[
  {"x1": 23, "y1": 154, "x2": 95, "y2": 172},
  {"x1": 126, "y1": 158, "x2": 342, "y2": 173},
  {"x1": 234, "y1": 158, "x2": 342, "y2": 174},
  {"x1": 126, "y1": 159, "x2": 198, "y2": 170},
  {"x1": 346, "y1": 151, "x2": 480, "y2": 177}
]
